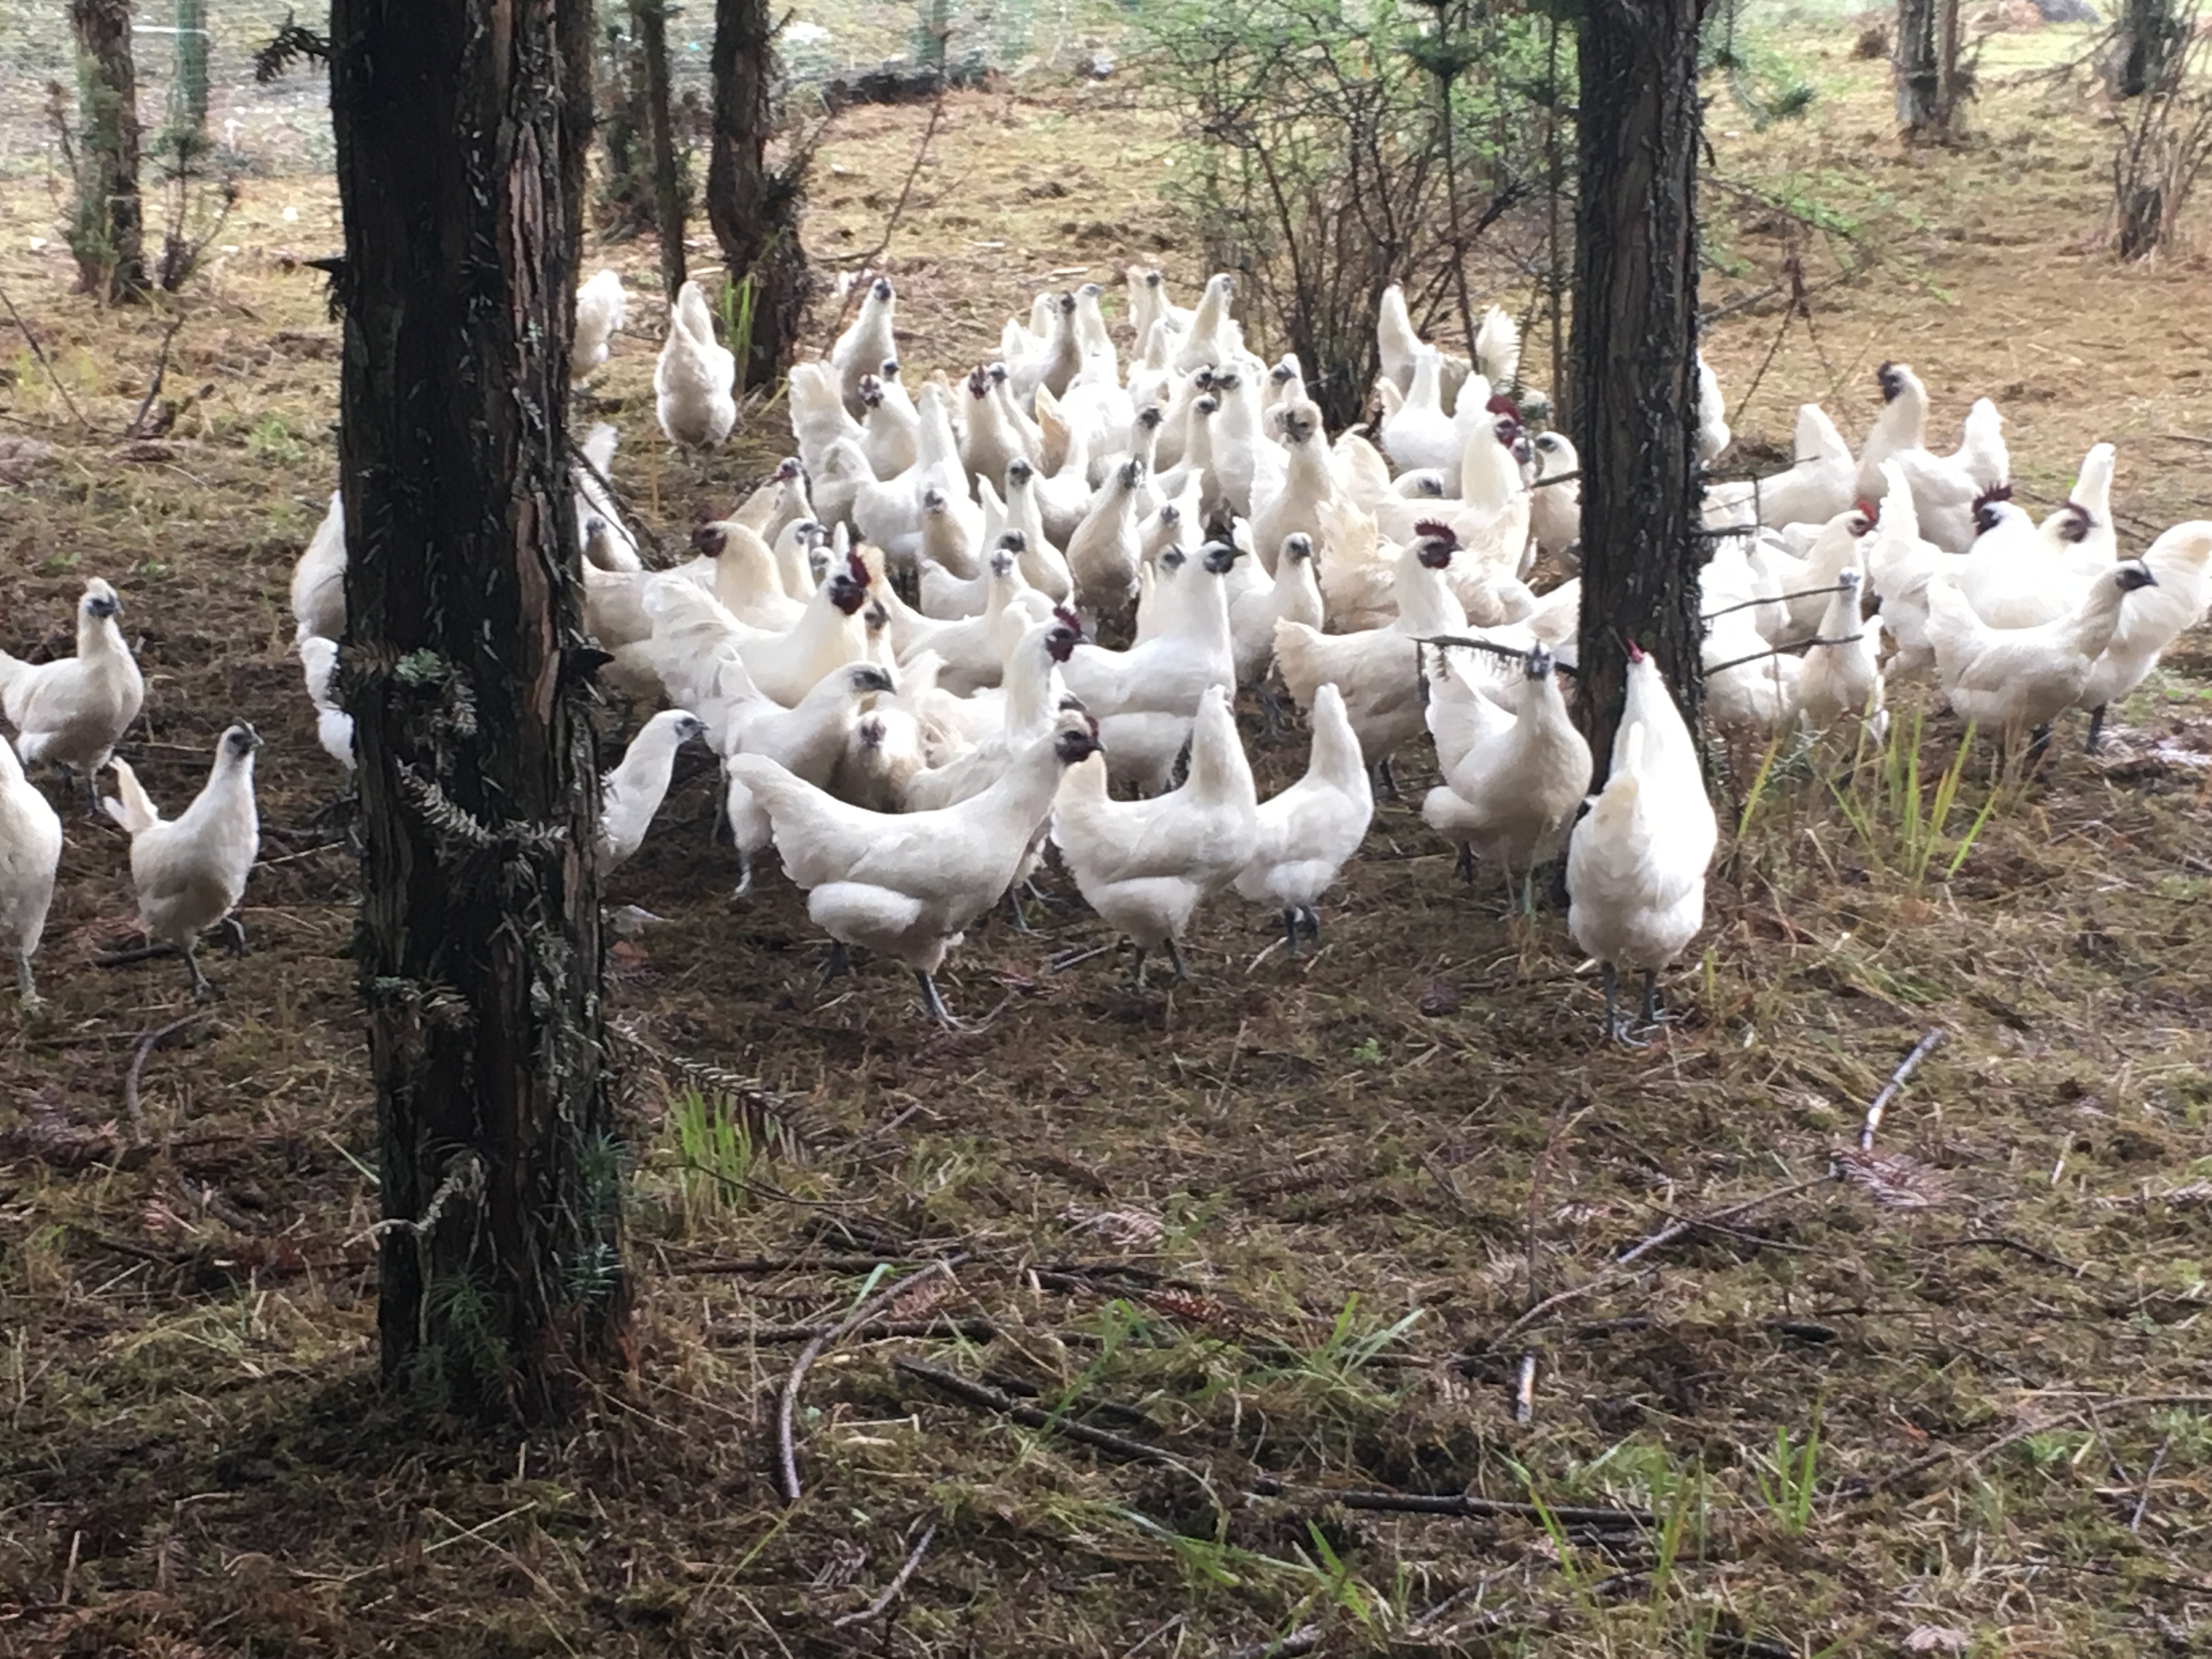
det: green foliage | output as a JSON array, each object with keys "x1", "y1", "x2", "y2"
[
  {"x1": 1751, "y1": 1400, "x2": 1823, "y2": 1534},
  {"x1": 667, "y1": 1088, "x2": 758, "y2": 1226},
  {"x1": 1136, "y1": 0, "x2": 1554, "y2": 424},
  {"x1": 1826, "y1": 709, "x2": 2002, "y2": 887}
]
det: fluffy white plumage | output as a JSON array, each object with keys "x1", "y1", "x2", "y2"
[
  {"x1": 1050, "y1": 685, "x2": 1259, "y2": 984},
  {"x1": 290, "y1": 490, "x2": 346, "y2": 643},
  {"x1": 2, "y1": 578, "x2": 146, "y2": 814},
  {"x1": 1925, "y1": 561, "x2": 2157, "y2": 741},
  {"x1": 1421, "y1": 644, "x2": 1592, "y2": 890},
  {"x1": 731, "y1": 711, "x2": 1102, "y2": 1023},
  {"x1": 600, "y1": 710, "x2": 705, "y2": 870},
  {"x1": 2080, "y1": 521, "x2": 2212, "y2": 735},
  {"x1": 1566, "y1": 651, "x2": 1716, "y2": 1040},
  {"x1": 103, "y1": 723, "x2": 261, "y2": 999},
  {"x1": 298, "y1": 636, "x2": 354, "y2": 772},
  {"x1": 1232, "y1": 681, "x2": 1373, "y2": 952},
  {"x1": 656, "y1": 280, "x2": 737, "y2": 450},
  {"x1": 0, "y1": 734, "x2": 62, "y2": 1003},
  {"x1": 573, "y1": 268, "x2": 627, "y2": 378}
]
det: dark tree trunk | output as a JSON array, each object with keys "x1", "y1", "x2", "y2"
[
  {"x1": 2117, "y1": 0, "x2": 2176, "y2": 96},
  {"x1": 636, "y1": 0, "x2": 687, "y2": 300},
  {"x1": 67, "y1": 0, "x2": 148, "y2": 302},
  {"x1": 330, "y1": 0, "x2": 629, "y2": 1423},
  {"x1": 1572, "y1": 0, "x2": 1708, "y2": 779},
  {"x1": 1894, "y1": 0, "x2": 1958, "y2": 135},
  {"x1": 599, "y1": 21, "x2": 653, "y2": 233},
  {"x1": 708, "y1": 0, "x2": 813, "y2": 390}
]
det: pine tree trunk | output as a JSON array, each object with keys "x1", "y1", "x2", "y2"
[
  {"x1": 1895, "y1": 0, "x2": 1948, "y2": 133},
  {"x1": 173, "y1": 0, "x2": 208, "y2": 135},
  {"x1": 1571, "y1": 0, "x2": 1708, "y2": 778},
  {"x1": 599, "y1": 21, "x2": 653, "y2": 234},
  {"x1": 708, "y1": 0, "x2": 813, "y2": 390},
  {"x1": 636, "y1": 0, "x2": 687, "y2": 300},
  {"x1": 67, "y1": 0, "x2": 148, "y2": 302},
  {"x1": 329, "y1": 0, "x2": 629, "y2": 1424},
  {"x1": 2118, "y1": 0, "x2": 2174, "y2": 97}
]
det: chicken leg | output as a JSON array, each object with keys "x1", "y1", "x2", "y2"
[
  {"x1": 915, "y1": 970, "x2": 960, "y2": 1029},
  {"x1": 2084, "y1": 703, "x2": 2109, "y2": 755},
  {"x1": 14, "y1": 951, "x2": 38, "y2": 1006},
  {"x1": 1599, "y1": 963, "x2": 1649, "y2": 1048},
  {"x1": 182, "y1": 942, "x2": 216, "y2": 1001}
]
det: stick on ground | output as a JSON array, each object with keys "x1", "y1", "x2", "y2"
[
  {"x1": 1859, "y1": 1028, "x2": 1944, "y2": 1150},
  {"x1": 776, "y1": 1255, "x2": 963, "y2": 1504}
]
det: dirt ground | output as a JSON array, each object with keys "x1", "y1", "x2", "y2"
[{"x1": 3, "y1": 20, "x2": 2211, "y2": 1659}]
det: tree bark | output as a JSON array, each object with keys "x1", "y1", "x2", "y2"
[
  {"x1": 708, "y1": 0, "x2": 813, "y2": 391},
  {"x1": 67, "y1": 0, "x2": 148, "y2": 302},
  {"x1": 330, "y1": 0, "x2": 629, "y2": 1423},
  {"x1": 1894, "y1": 0, "x2": 1953, "y2": 135},
  {"x1": 636, "y1": 0, "x2": 687, "y2": 300},
  {"x1": 1572, "y1": 0, "x2": 1709, "y2": 780},
  {"x1": 2117, "y1": 0, "x2": 2175, "y2": 97}
]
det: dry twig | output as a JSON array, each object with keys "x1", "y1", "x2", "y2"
[
  {"x1": 124, "y1": 1013, "x2": 206, "y2": 1146},
  {"x1": 829, "y1": 1520, "x2": 938, "y2": 1628},
  {"x1": 777, "y1": 1255, "x2": 963, "y2": 1504},
  {"x1": 0, "y1": 279, "x2": 92, "y2": 428},
  {"x1": 1858, "y1": 1028, "x2": 1944, "y2": 1150}
]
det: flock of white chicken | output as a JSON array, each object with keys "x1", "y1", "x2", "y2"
[{"x1": 3, "y1": 260, "x2": 2208, "y2": 1039}]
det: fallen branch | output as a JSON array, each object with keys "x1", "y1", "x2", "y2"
[
  {"x1": 778, "y1": 1255, "x2": 963, "y2": 1504},
  {"x1": 0, "y1": 279, "x2": 92, "y2": 429},
  {"x1": 123, "y1": 1013, "x2": 207, "y2": 1146},
  {"x1": 124, "y1": 317, "x2": 184, "y2": 438},
  {"x1": 830, "y1": 1519, "x2": 938, "y2": 1629},
  {"x1": 1325, "y1": 1487, "x2": 1653, "y2": 1528},
  {"x1": 895, "y1": 1357, "x2": 1199, "y2": 1472},
  {"x1": 718, "y1": 1316, "x2": 1012, "y2": 1345},
  {"x1": 665, "y1": 1251, "x2": 910, "y2": 1277},
  {"x1": 2130, "y1": 1435, "x2": 2171, "y2": 1533},
  {"x1": 1858, "y1": 1027, "x2": 1944, "y2": 1150},
  {"x1": 1700, "y1": 580, "x2": 1853, "y2": 622}
]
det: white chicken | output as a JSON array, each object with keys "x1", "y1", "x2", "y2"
[
  {"x1": 1248, "y1": 399, "x2": 1338, "y2": 575},
  {"x1": 1233, "y1": 681, "x2": 1374, "y2": 955},
  {"x1": 1051, "y1": 684, "x2": 1260, "y2": 986},
  {"x1": 1379, "y1": 347, "x2": 1461, "y2": 480},
  {"x1": 572, "y1": 268, "x2": 627, "y2": 378},
  {"x1": 1226, "y1": 531, "x2": 1325, "y2": 691},
  {"x1": 573, "y1": 424, "x2": 641, "y2": 572},
  {"x1": 730, "y1": 711, "x2": 1103, "y2": 1025},
  {"x1": 600, "y1": 710, "x2": 706, "y2": 870},
  {"x1": 1852, "y1": 362, "x2": 2007, "y2": 552},
  {"x1": 1064, "y1": 457, "x2": 1149, "y2": 637},
  {"x1": 1925, "y1": 561, "x2": 2158, "y2": 748},
  {"x1": 291, "y1": 490, "x2": 347, "y2": 643},
  {"x1": 2, "y1": 577, "x2": 146, "y2": 817},
  {"x1": 656, "y1": 280, "x2": 738, "y2": 450},
  {"x1": 1421, "y1": 642, "x2": 1592, "y2": 903},
  {"x1": 1527, "y1": 431, "x2": 1581, "y2": 568},
  {"x1": 1795, "y1": 568, "x2": 1886, "y2": 742},
  {"x1": 1275, "y1": 525, "x2": 1469, "y2": 789},
  {"x1": 298, "y1": 636, "x2": 355, "y2": 772},
  {"x1": 1060, "y1": 540, "x2": 1238, "y2": 793},
  {"x1": 1566, "y1": 648, "x2": 1716, "y2": 1041},
  {"x1": 1750, "y1": 404, "x2": 1855, "y2": 531},
  {"x1": 0, "y1": 732, "x2": 62, "y2": 1004},
  {"x1": 103, "y1": 723, "x2": 261, "y2": 1000},
  {"x1": 831, "y1": 275, "x2": 898, "y2": 418},
  {"x1": 2080, "y1": 521, "x2": 2212, "y2": 750},
  {"x1": 1695, "y1": 354, "x2": 1731, "y2": 464}
]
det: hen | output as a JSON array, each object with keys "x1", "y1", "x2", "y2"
[
  {"x1": 601, "y1": 710, "x2": 706, "y2": 870},
  {"x1": 656, "y1": 280, "x2": 738, "y2": 449},
  {"x1": 1233, "y1": 681, "x2": 1374, "y2": 956},
  {"x1": 1421, "y1": 643, "x2": 1592, "y2": 904},
  {"x1": 573, "y1": 268, "x2": 627, "y2": 378},
  {"x1": 831, "y1": 275, "x2": 898, "y2": 417},
  {"x1": 1051, "y1": 684, "x2": 1260, "y2": 986},
  {"x1": 0, "y1": 733, "x2": 61, "y2": 1004},
  {"x1": 1925, "y1": 561, "x2": 2158, "y2": 748},
  {"x1": 298, "y1": 636, "x2": 355, "y2": 772},
  {"x1": 103, "y1": 724, "x2": 261, "y2": 999},
  {"x1": 730, "y1": 711, "x2": 1102, "y2": 1025},
  {"x1": 291, "y1": 490, "x2": 347, "y2": 642},
  {"x1": 1566, "y1": 647, "x2": 1716, "y2": 1042},
  {"x1": 2, "y1": 577, "x2": 147, "y2": 817},
  {"x1": 2080, "y1": 521, "x2": 2212, "y2": 750},
  {"x1": 1852, "y1": 362, "x2": 2006, "y2": 552}
]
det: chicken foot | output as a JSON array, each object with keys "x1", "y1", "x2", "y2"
[
  {"x1": 2084, "y1": 703, "x2": 2109, "y2": 755},
  {"x1": 1599, "y1": 963, "x2": 1651, "y2": 1048},
  {"x1": 14, "y1": 950, "x2": 39, "y2": 1006}
]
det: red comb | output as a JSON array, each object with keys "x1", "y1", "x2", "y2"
[
  {"x1": 847, "y1": 550, "x2": 869, "y2": 585},
  {"x1": 1412, "y1": 519, "x2": 1456, "y2": 543},
  {"x1": 1624, "y1": 637, "x2": 1646, "y2": 663},
  {"x1": 1972, "y1": 482, "x2": 2013, "y2": 513},
  {"x1": 1053, "y1": 605, "x2": 1084, "y2": 631},
  {"x1": 1485, "y1": 393, "x2": 1521, "y2": 419}
]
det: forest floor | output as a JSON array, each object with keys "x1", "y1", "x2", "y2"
[{"x1": 3, "y1": 18, "x2": 2212, "y2": 1659}]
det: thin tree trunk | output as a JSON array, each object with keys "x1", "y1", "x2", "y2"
[
  {"x1": 1895, "y1": 0, "x2": 1947, "y2": 134},
  {"x1": 329, "y1": 0, "x2": 629, "y2": 1424},
  {"x1": 173, "y1": 0, "x2": 208, "y2": 136},
  {"x1": 1572, "y1": 0, "x2": 1709, "y2": 778},
  {"x1": 2118, "y1": 0, "x2": 2175, "y2": 97},
  {"x1": 636, "y1": 0, "x2": 687, "y2": 300},
  {"x1": 708, "y1": 0, "x2": 813, "y2": 390},
  {"x1": 67, "y1": 0, "x2": 148, "y2": 302},
  {"x1": 599, "y1": 21, "x2": 653, "y2": 233}
]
